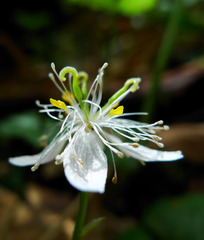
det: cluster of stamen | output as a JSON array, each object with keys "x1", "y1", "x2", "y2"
[{"x1": 32, "y1": 62, "x2": 170, "y2": 183}]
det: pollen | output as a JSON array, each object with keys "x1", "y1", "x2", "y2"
[
  {"x1": 109, "y1": 105, "x2": 124, "y2": 116},
  {"x1": 50, "y1": 98, "x2": 67, "y2": 110}
]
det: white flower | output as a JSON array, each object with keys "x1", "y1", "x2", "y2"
[{"x1": 9, "y1": 63, "x2": 183, "y2": 193}]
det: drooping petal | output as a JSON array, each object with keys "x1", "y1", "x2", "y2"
[
  {"x1": 9, "y1": 133, "x2": 67, "y2": 167},
  {"x1": 106, "y1": 132, "x2": 183, "y2": 162},
  {"x1": 119, "y1": 143, "x2": 183, "y2": 162},
  {"x1": 63, "y1": 129, "x2": 107, "y2": 193},
  {"x1": 9, "y1": 153, "x2": 42, "y2": 166}
]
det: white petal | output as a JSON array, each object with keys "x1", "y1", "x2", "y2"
[
  {"x1": 9, "y1": 153, "x2": 42, "y2": 166},
  {"x1": 9, "y1": 133, "x2": 67, "y2": 167},
  {"x1": 63, "y1": 129, "x2": 107, "y2": 193},
  {"x1": 105, "y1": 132, "x2": 183, "y2": 162},
  {"x1": 119, "y1": 144, "x2": 183, "y2": 162}
]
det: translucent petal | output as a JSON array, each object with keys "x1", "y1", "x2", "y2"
[
  {"x1": 63, "y1": 129, "x2": 107, "y2": 193},
  {"x1": 9, "y1": 153, "x2": 42, "y2": 166},
  {"x1": 9, "y1": 133, "x2": 67, "y2": 167},
  {"x1": 106, "y1": 133, "x2": 183, "y2": 162},
  {"x1": 119, "y1": 144, "x2": 183, "y2": 162}
]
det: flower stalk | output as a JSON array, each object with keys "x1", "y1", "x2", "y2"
[{"x1": 73, "y1": 192, "x2": 89, "y2": 240}]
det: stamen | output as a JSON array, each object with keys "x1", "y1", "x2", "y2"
[
  {"x1": 35, "y1": 100, "x2": 53, "y2": 108},
  {"x1": 62, "y1": 91, "x2": 75, "y2": 105},
  {"x1": 83, "y1": 99, "x2": 102, "y2": 116},
  {"x1": 110, "y1": 150, "x2": 118, "y2": 184},
  {"x1": 133, "y1": 137, "x2": 139, "y2": 142},
  {"x1": 140, "y1": 161, "x2": 146, "y2": 166},
  {"x1": 31, "y1": 163, "x2": 39, "y2": 171},
  {"x1": 92, "y1": 123, "x2": 124, "y2": 157},
  {"x1": 116, "y1": 152, "x2": 124, "y2": 158},
  {"x1": 50, "y1": 98, "x2": 67, "y2": 111},
  {"x1": 101, "y1": 62, "x2": 108, "y2": 69},
  {"x1": 49, "y1": 63, "x2": 76, "y2": 106},
  {"x1": 157, "y1": 120, "x2": 164, "y2": 125},
  {"x1": 129, "y1": 143, "x2": 139, "y2": 148},
  {"x1": 59, "y1": 112, "x2": 71, "y2": 133},
  {"x1": 109, "y1": 105, "x2": 124, "y2": 116},
  {"x1": 51, "y1": 62, "x2": 56, "y2": 72},
  {"x1": 153, "y1": 136, "x2": 162, "y2": 141},
  {"x1": 86, "y1": 63, "x2": 108, "y2": 102},
  {"x1": 55, "y1": 159, "x2": 63, "y2": 165},
  {"x1": 157, "y1": 142, "x2": 164, "y2": 148},
  {"x1": 54, "y1": 154, "x2": 62, "y2": 165},
  {"x1": 163, "y1": 125, "x2": 170, "y2": 131},
  {"x1": 112, "y1": 176, "x2": 117, "y2": 184}
]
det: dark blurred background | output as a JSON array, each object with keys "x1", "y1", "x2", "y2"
[{"x1": 0, "y1": 0, "x2": 204, "y2": 239}]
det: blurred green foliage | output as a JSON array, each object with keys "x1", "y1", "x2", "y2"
[
  {"x1": 115, "y1": 193, "x2": 204, "y2": 240},
  {"x1": 115, "y1": 227, "x2": 153, "y2": 240},
  {"x1": 143, "y1": 193, "x2": 204, "y2": 240},
  {"x1": 0, "y1": 111, "x2": 53, "y2": 148},
  {"x1": 65, "y1": 0, "x2": 158, "y2": 16},
  {"x1": 15, "y1": 11, "x2": 52, "y2": 31}
]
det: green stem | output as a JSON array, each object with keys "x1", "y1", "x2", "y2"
[
  {"x1": 72, "y1": 192, "x2": 89, "y2": 240},
  {"x1": 141, "y1": 0, "x2": 183, "y2": 122}
]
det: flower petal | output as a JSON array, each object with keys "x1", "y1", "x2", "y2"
[
  {"x1": 119, "y1": 144, "x2": 183, "y2": 162},
  {"x1": 63, "y1": 129, "x2": 107, "y2": 193},
  {"x1": 9, "y1": 153, "x2": 42, "y2": 166},
  {"x1": 105, "y1": 133, "x2": 183, "y2": 162},
  {"x1": 9, "y1": 133, "x2": 67, "y2": 167}
]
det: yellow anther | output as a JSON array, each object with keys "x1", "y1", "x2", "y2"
[
  {"x1": 109, "y1": 105, "x2": 124, "y2": 116},
  {"x1": 61, "y1": 91, "x2": 75, "y2": 105},
  {"x1": 50, "y1": 98, "x2": 67, "y2": 110}
]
